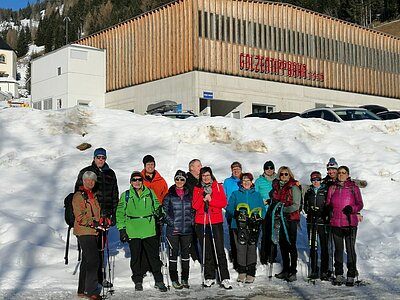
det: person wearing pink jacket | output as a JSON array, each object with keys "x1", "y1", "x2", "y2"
[{"x1": 326, "y1": 166, "x2": 364, "y2": 287}]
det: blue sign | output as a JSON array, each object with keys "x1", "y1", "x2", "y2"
[
  {"x1": 176, "y1": 103, "x2": 182, "y2": 113},
  {"x1": 203, "y1": 91, "x2": 214, "y2": 99}
]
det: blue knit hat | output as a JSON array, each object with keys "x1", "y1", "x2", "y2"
[
  {"x1": 326, "y1": 157, "x2": 338, "y2": 170},
  {"x1": 94, "y1": 147, "x2": 107, "y2": 157}
]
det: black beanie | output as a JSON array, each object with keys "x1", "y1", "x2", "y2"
[
  {"x1": 174, "y1": 170, "x2": 187, "y2": 180},
  {"x1": 142, "y1": 154, "x2": 155, "y2": 165},
  {"x1": 263, "y1": 161, "x2": 275, "y2": 170}
]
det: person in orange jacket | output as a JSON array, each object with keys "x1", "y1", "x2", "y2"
[{"x1": 141, "y1": 155, "x2": 168, "y2": 204}]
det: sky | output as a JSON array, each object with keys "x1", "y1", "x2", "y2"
[
  {"x1": 0, "y1": 0, "x2": 33, "y2": 10},
  {"x1": 0, "y1": 106, "x2": 399, "y2": 299}
]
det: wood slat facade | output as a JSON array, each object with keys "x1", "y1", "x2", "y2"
[{"x1": 77, "y1": 0, "x2": 400, "y2": 99}]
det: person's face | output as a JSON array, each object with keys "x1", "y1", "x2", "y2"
[
  {"x1": 337, "y1": 169, "x2": 349, "y2": 182},
  {"x1": 130, "y1": 177, "x2": 143, "y2": 190},
  {"x1": 201, "y1": 172, "x2": 212, "y2": 184},
  {"x1": 175, "y1": 177, "x2": 186, "y2": 188},
  {"x1": 279, "y1": 169, "x2": 290, "y2": 181},
  {"x1": 94, "y1": 155, "x2": 106, "y2": 168},
  {"x1": 145, "y1": 162, "x2": 155, "y2": 174},
  {"x1": 232, "y1": 166, "x2": 242, "y2": 179},
  {"x1": 327, "y1": 168, "x2": 338, "y2": 179},
  {"x1": 191, "y1": 161, "x2": 202, "y2": 177},
  {"x1": 264, "y1": 166, "x2": 274, "y2": 176},
  {"x1": 241, "y1": 178, "x2": 252, "y2": 190},
  {"x1": 311, "y1": 177, "x2": 322, "y2": 188},
  {"x1": 83, "y1": 178, "x2": 96, "y2": 190}
]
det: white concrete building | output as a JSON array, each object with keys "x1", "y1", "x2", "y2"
[
  {"x1": 31, "y1": 44, "x2": 106, "y2": 110},
  {"x1": 0, "y1": 37, "x2": 18, "y2": 100}
]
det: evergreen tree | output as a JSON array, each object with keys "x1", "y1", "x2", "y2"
[{"x1": 16, "y1": 27, "x2": 29, "y2": 57}]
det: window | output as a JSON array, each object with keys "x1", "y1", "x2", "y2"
[
  {"x1": 43, "y1": 98, "x2": 52, "y2": 110},
  {"x1": 0, "y1": 55, "x2": 5, "y2": 63},
  {"x1": 33, "y1": 101, "x2": 42, "y2": 110},
  {"x1": 58, "y1": 67, "x2": 61, "y2": 76},
  {"x1": 252, "y1": 104, "x2": 274, "y2": 113},
  {"x1": 57, "y1": 99, "x2": 62, "y2": 109}
]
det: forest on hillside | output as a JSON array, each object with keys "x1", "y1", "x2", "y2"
[{"x1": 1, "y1": 0, "x2": 400, "y2": 57}]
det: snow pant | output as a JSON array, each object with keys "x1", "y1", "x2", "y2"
[
  {"x1": 77, "y1": 235, "x2": 100, "y2": 297},
  {"x1": 332, "y1": 226, "x2": 358, "y2": 278},
  {"x1": 233, "y1": 230, "x2": 257, "y2": 276},
  {"x1": 140, "y1": 228, "x2": 161, "y2": 275},
  {"x1": 279, "y1": 220, "x2": 298, "y2": 274},
  {"x1": 260, "y1": 216, "x2": 277, "y2": 264},
  {"x1": 190, "y1": 228, "x2": 201, "y2": 262},
  {"x1": 128, "y1": 235, "x2": 163, "y2": 284},
  {"x1": 307, "y1": 223, "x2": 330, "y2": 275},
  {"x1": 167, "y1": 234, "x2": 192, "y2": 282},
  {"x1": 227, "y1": 218, "x2": 238, "y2": 269},
  {"x1": 195, "y1": 222, "x2": 230, "y2": 281}
]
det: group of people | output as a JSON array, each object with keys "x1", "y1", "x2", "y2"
[{"x1": 71, "y1": 148, "x2": 364, "y2": 299}]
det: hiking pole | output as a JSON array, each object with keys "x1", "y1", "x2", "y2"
[
  {"x1": 201, "y1": 202, "x2": 208, "y2": 288},
  {"x1": 207, "y1": 211, "x2": 222, "y2": 285},
  {"x1": 64, "y1": 226, "x2": 71, "y2": 265},
  {"x1": 160, "y1": 225, "x2": 170, "y2": 290},
  {"x1": 105, "y1": 231, "x2": 115, "y2": 295}
]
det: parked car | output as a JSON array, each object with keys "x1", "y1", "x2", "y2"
[
  {"x1": 244, "y1": 111, "x2": 300, "y2": 120},
  {"x1": 377, "y1": 111, "x2": 400, "y2": 120},
  {"x1": 300, "y1": 107, "x2": 381, "y2": 122},
  {"x1": 359, "y1": 104, "x2": 388, "y2": 114},
  {"x1": 159, "y1": 111, "x2": 197, "y2": 119}
]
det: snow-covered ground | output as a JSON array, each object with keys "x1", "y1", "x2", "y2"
[{"x1": 0, "y1": 106, "x2": 399, "y2": 299}]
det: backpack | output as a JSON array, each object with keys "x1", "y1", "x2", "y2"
[{"x1": 64, "y1": 191, "x2": 89, "y2": 228}]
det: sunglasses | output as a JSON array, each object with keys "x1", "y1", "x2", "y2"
[
  {"x1": 311, "y1": 178, "x2": 322, "y2": 182},
  {"x1": 338, "y1": 171, "x2": 348, "y2": 175},
  {"x1": 131, "y1": 178, "x2": 143, "y2": 182},
  {"x1": 265, "y1": 166, "x2": 274, "y2": 170},
  {"x1": 280, "y1": 172, "x2": 289, "y2": 176},
  {"x1": 175, "y1": 177, "x2": 186, "y2": 182},
  {"x1": 95, "y1": 156, "x2": 106, "y2": 160}
]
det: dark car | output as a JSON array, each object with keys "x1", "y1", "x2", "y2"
[
  {"x1": 377, "y1": 111, "x2": 400, "y2": 120},
  {"x1": 245, "y1": 111, "x2": 300, "y2": 120},
  {"x1": 359, "y1": 105, "x2": 388, "y2": 115}
]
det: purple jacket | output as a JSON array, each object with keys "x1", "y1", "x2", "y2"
[{"x1": 326, "y1": 178, "x2": 363, "y2": 227}]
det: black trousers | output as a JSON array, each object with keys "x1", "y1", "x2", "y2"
[
  {"x1": 307, "y1": 223, "x2": 330, "y2": 275},
  {"x1": 233, "y1": 231, "x2": 257, "y2": 276},
  {"x1": 128, "y1": 235, "x2": 163, "y2": 284},
  {"x1": 332, "y1": 226, "x2": 358, "y2": 277},
  {"x1": 195, "y1": 222, "x2": 230, "y2": 281},
  {"x1": 78, "y1": 235, "x2": 100, "y2": 296},
  {"x1": 167, "y1": 234, "x2": 192, "y2": 282},
  {"x1": 260, "y1": 216, "x2": 277, "y2": 264},
  {"x1": 279, "y1": 220, "x2": 298, "y2": 274}
]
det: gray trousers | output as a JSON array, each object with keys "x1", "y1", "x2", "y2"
[{"x1": 233, "y1": 230, "x2": 257, "y2": 276}]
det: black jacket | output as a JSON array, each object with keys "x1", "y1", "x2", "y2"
[
  {"x1": 185, "y1": 172, "x2": 199, "y2": 194},
  {"x1": 162, "y1": 185, "x2": 194, "y2": 236},
  {"x1": 75, "y1": 161, "x2": 119, "y2": 218},
  {"x1": 303, "y1": 185, "x2": 329, "y2": 224}
]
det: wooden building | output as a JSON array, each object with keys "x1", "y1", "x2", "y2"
[{"x1": 75, "y1": 0, "x2": 400, "y2": 116}]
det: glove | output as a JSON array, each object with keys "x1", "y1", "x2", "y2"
[
  {"x1": 92, "y1": 220, "x2": 106, "y2": 231},
  {"x1": 99, "y1": 217, "x2": 111, "y2": 228},
  {"x1": 342, "y1": 205, "x2": 352, "y2": 216},
  {"x1": 119, "y1": 229, "x2": 129, "y2": 243}
]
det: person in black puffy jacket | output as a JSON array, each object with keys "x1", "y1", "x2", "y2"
[
  {"x1": 162, "y1": 170, "x2": 194, "y2": 289},
  {"x1": 303, "y1": 171, "x2": 331, "y2": 281}
]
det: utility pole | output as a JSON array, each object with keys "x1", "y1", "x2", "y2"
[{"x1": 64, "y1": 16, "x2": 71, "y2": 45}]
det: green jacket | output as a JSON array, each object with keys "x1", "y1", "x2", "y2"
[{"x1": 116, "y1": 185, "x2": 160, "y2": 239}]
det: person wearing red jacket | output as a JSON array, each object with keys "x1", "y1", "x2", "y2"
[
  {"x1": 193, "y1": 167, "x2": 232, "y2": 289},
  {"x1": 326, "y1": 165, "x2": 364, "y2": 287}
]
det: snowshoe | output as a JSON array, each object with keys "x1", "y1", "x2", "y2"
[
  {"x1": 248, "y1": 208, "x2": 263, "y2": 245},
  {"x1": 235, "y1": 204, "x2": 250, "y2": 245}
]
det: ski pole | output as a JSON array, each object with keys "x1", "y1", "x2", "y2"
[
  {"x1": 201, "y1": 204, "x2": 207, "y2": 288},
  {"x1": 207, "y1": 211, "x2": 222, "y2": 284},
  {"x1": 105, "y1": 230, "x2": 114, "y2": 295}
]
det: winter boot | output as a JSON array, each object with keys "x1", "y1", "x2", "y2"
[
  {"x1": 333, "y1": 275, "x2": 345, "y2": 286},
  {"x1": 181, "y1": 279, "x2": 190, "y2": 288},
  {"x1": 172, "y1": 281, "x2": 183, "y2": 289},
  {"x1": 135, "y1": 282, "x2": 143, "y2": 291},
  {"x1": 237, "y1": 273, "x2": 246, "y2": 283},
  {"x1": 154, "y1": 282, "x2": 168, "y2": 292},
  {"x1": 275, "y1": 271, "x2": 288, "y2": 279},
  {"x1": 203, "y1": 279, "x2": 215, "y2": 287},
  {"x1": 245, "y1": 275, "x2": 255, "y2": 283},
  {"x1": 346, "y1": 277, "x2": 355, "y2": 287},
  {"x1": 286, "y1": 273, "x2": 297, "y2": 282},
  {"x1": 102, "y1": 279, "x2": 113, "y2": 288},
  {"x1": 221, "y1": 279, "x2": 232, "y2": 289}
]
